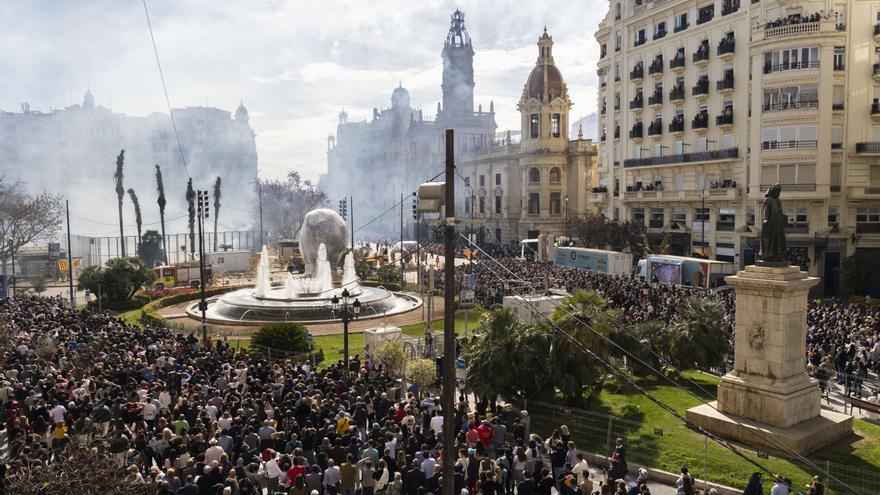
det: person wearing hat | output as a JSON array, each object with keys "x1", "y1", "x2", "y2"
[{"x1": 807, "y1": 474, "x2": 825, "y2": 495}]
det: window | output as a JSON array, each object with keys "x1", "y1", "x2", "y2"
[
  {"x1": 717, "y1": 208, "x2": 735, "y2": 230},
  {"x1": 551, "y1": 113, "x2": 561, "y2": 137},
  {"x1": 831, "y1": 163, "x2": 841, "y2": 190},
  {"x1": 764, "y1": 47, "x2": 820, "y2": 72},
  {"x1": 834, "y1": 47, "x2": 845, "y2": 71},
  {"x1": 763, "y1": 85, "x2": 818, "y2": 110},
  {"x1": 697, "y1": 137, "x2": 708, "y2": 152},
  {"x1": 479, "y1": 175, "x2": 485, "y2": 187},
  {"x1": 698, "y1": 4, "x2": 714, "y2": 24},
  {"x1": 615, "y1": 63, "x2": 621, "y2": 81},
  {"x1": 675, "y1": 12, "x2": 689, "y2": 31},
  {"x1": 477, "y1": 196, "x2": 484, "y2": 214},
  {"x1": 464, "y1": 197, "x2": 470, "y2": 214},
  {"x1": 635, "y1": 28, "x2": 646, "y2": 46},
  {"x1": 673, "y1": 207, "x2": 687, "y2": 223},
  {"x1": 634, "y1": 146, "x2": 643, "y2": 159},
  {"x1": 529, "y1": 167, "x2": 541, "y2": 183},
  {"x1": 495, "y1": 173, "x2": 501, "y2": 186},
  {"x1": 856, "y1": 208, "x2": 880, "y2": 223},
  {"x1": 832, "y1": 127, "x2": 843, "y2": 149},
  {"x1": 650, "y1": 208, "x2": 664, "y2": 227},
  {"x1": 722, "y1": 133, "x2": 734, "y2": 149},
  {"x1": 549, "y1": 167, "x2": 561, "y2": 183},
  {"x1": 653, "y1": 142, "x2": 662, "y2": 156},
  {"x1": 694, "y1": 207, "x2": 710, "y2": 222},
  {"x1": 495, "y1": 228, "x2": 501, "y2": 241},
  {"x1": 633, "y1": 208, "x2": 646, "y2": 224},
  {"x1": 674, "y1": 140, "x2": 684, "y2": 154},
  {"x1": 464, "y1": 177, "x2": 470, "y2": 187},
  {"x1": 615, "y1": 31, "x2": 621, "y2": 51},
  {"x1": 828, "y1": 207, "x2": 839, "y2": 226},
  {"x1": 761, "y1": 125, "x2": 817, "y2": 149},
  {"x1": 654, "y1": 20, "x2": 666, "y2": 38},
  {"x1": 747, "y1": 207, "x2": 755, "y2": 226},
  {"x1": 550, "y1": 193, "x2": 561, "y2": 215},
  {"x1": 495, "y1": 195, "x2": 502, "y2": 214},
  {"x1": 530, "y1": 114, "x2": 540, "y2": 138},
  {"x1": 785, "y1": 208, "x2": 808, "y2": 226},
  {"x1": 615, "y1": 2, "x2": 621, "y2": 19},
  {"x1": 872, "y1": 164, "x2": 880, "y2": 186},
  {"x1": 835, "y1": 9, "x2": 845, "y2": 30},
  {"x1": 528, "y1": 193, "x2": 540, "y2": 214},
  {"x1": 760, "y1": 163, "x2": 816, "y2": 188}
]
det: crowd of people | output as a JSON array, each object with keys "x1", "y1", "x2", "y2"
[
  {"x1": 764, "y1": 12, "x2": 824, "y2": 29},
  {"x1": 1, "y1": 295, "x2": 670, "y2": 495}
]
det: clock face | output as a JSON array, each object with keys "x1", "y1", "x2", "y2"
[{"x1": 748, "y1": 325, "x2": 765, "y2": 350}]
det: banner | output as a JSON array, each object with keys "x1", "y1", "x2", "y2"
[{"x1": 57, "y1": 258, "x2": 82, "y2": 272}]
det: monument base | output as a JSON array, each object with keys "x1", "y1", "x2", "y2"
[{"x1": 687, "y1": 402, "x2": 853, "y2": 454}]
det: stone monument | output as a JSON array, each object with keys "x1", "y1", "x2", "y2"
[
  {"x1": 299, "y1": 208, "x2": 348, "y2": 277},
  {"x1": 687, "y1": 184, "x2": 852, "y2": 454}
]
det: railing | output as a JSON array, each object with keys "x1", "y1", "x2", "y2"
[
  {"x1": 716, "y1": 77, "x2": 734, "y2": 91},
  {"x1": 697, "y1": 12, "x2": 714, "y2": 25},
  {"x1": 764, "y1": 60, "x2": 819, "y2": 74},
  {"x1": 762, "y1": 100, "x2": 819, "y2": 112},
  {"x1": 669, "y1": 119, "x2": 685, "y2": 133},
  {"x1": 873, "y1": 64, "x2": 880, "y2": 76},
  {"x1": 716, "y1": 114, "x2": 733, "y2": 126},
  {"x1": 649, "y1": 219, "x2": 664, "y2": 228},
  {"x1": 867, "y1": 187, "x2": 880, "y2": 194},
  {"x1": 674, "y1": 22, "x2": 689, "y2": 33},
  {"x1": 762, "y1": 140, "x2": 818, "y2": 150},
  {"x1": 764, "y1": 21, "x2": 820, "y2": 39},
  {"x1": 874, "y1": 23, "x2": 880, "y2": 36},
  {"x1": 721, "y1": 0, "x2": 739, "y2": 15},
  {"x1": 785, "y1": 224, "x2": 810, "y2": 234},
  {"x1": 648, "y1": 92, "x2": 663, "y2": 106},
  {"x1": 624, "y1": 147, "x2": 738, "y2": 168},
  {"x1": 857, "y1": 222, "x2": 880, "y2": 233},
  {"x1": 716, "y1": 221, "x2": 735, "y2": 231},
  {"x1": 870, "y1": 103, "x2": 880, "y2": 115},
  {"x1": 833, "y1": 103, "x2": 845, "y2": 111},
  {"x1": 855, "y1": 142, "x2": 880, "y2": 153},
  {"x1": 629, "y1": 127, "x2": 644, "y2": 139},
  {"x1": 634, "y1": 36, "x2": 647, "y2": 47},
  {"x1": 760, "y1": 183, "x2": 817, "y2": 192},
  {"x1": 692, "y1": 80, "x2": 709, "y2": 96},
  {"x1": 670, "y1": 56, "x2": 686, "y2": 69},
  {"x1": 692, "y1": 114, "x2": 709, "y2": 129},
  {"x1": 630, "y1": 66, "x2": 644, "y2": 80},
  {"x1": 648, "y1": 121, "x2": 663, "y2": 136},
  {"x1": 649, "y1": 60, "x2": 664, "y2": 75},
  {"x1": 717, "y1": 40, "x2": 735, "y2": 56},
  {"x1": 669, "y1": 86, "x2": 685, "y2": 101},
  {"x1": 653, "y1": 30, "x2": 667, "y2": 40},
  {"x1": 630, "y1": 95, "x2": 644, "y2": 109},
  {"x1": 693, "y1": 48, "x2": 710, "y2": 64}
]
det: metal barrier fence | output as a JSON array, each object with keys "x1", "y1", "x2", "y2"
[{"x1": 525, "y1": 401, "x2": 880, "y2": 495}]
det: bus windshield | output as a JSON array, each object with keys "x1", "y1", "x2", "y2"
[{"x1": 520, "y1": 239, "x2": 538, "y2": 261}]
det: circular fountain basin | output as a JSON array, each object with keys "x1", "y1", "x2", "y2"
[{"x1": 187, "y1": 284, "x2": 422, "y2": 325}]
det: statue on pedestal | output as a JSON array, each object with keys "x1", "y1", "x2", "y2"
[{"x1": 760, "y1": 183, "x2": 788, "y2": 266}]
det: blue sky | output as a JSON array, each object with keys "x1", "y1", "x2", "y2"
[{"x1": 0, "y1": 0, "x2": 604, "y2": 181}]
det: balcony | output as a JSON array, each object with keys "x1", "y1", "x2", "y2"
[
  {"x1": 670, "y1": 55, "x2": 686, "y2": 71},
  {"x1": 613, "y1": 127, "x2": 620, "y2": 139},
  {"x1": 856, "y1": 142, "x2": 880, "y2": 154},
  {"x1": 693, "y1": 46, "x2": 710, "y2": 66},
  {"x1": 669, "y1": 85, "x2": 685, "y2": 103},
  {"x1": 600, "y1": 105, "x2": 606, "y2": 115},
  {"x1": 759, "y1": 183, "x2": 817, "y2": 193},
  {"x1": 761, "y1": 140, "x2": 817, "y2": 150},
  {"x1": 623, "y1": 147, "x2": 739, "y2": 168},
  {"x1": 649, "y1": 219, "x2": 665, "y2": 229},
  {"x1": 630, "y1": 94, "x2": 644, "y2": 110},
  {"x1": 692, "y1": 112, "x2": 709, "y2": 130},
  {"x1": 875, "y1": 23, "x2": 880, "y2": 41},
  {"x1": 648, "y1": 120, "x2": 663, "y2": 136},
  {"x1": 716, "y1": 221, "x2": 735, "y2": 232},
  {"x1": 832, "y1": 103, "x2": 845, "y2": 111},
  {"x1": 716, "y1": 113, "x2": 733, "y2": 127},
  {"x1": 721, "y1": 0, "x2": 739, "y2": 16},
  {"x1": 873, "y1": 64, "x2": 880, "y2": 82},
  {"x1": 764, "y1": 21, "x2": 820, "y2": 39},
  {"x1": 716, "y1": 75, "x2": 734, "y2": 93},
  {"x1": 717, "y1": 39, "x2": 735, "y2": 58},
  {"x1": 674, "y1": 22, "x2": 689, "y2": 33},
  {"x1": 785, "y1": 224, "x2": 810, "y2": 234},
  {"x1": 630, "y1": 65, "x2": 644, "y2": 81},
  {"x1": 697, "y1": 12, "x2": 714, "y2": 25},
  {"x1": 589, "y1": 191, "x2": 607, "y2": 202},
  {"x1": 634, "y1": 35, "x2": 647, "y2": 47},
  {"x1": 601, "y1": 132, "x2": 606, "y2": 142},
  {"x1": 762, "y1": 100, "x2": 819, "y2": 112},
  {"x1": 857, "y1": 223, "x2": 880, "y2": 234},
  {"x1": 648, "y1": 91, "x2": 663, "y2": 107},
  {"x1": 629, "y1": 124, "x2": 644, "y2": 139},
  {"x1": 649, "y1": 58, "x2": 664, "y2": 76},
  {"x1": 654, "y1": 29, "x2": 667, "y2": 40},
  {"x1": 668, "y1": 117, "x2": 685, "y2": 134},
  {"x1": 763, "y1": 60, "x2": 819, "y2": 74},
  {"x1": 692, "y1": 79, "x2": 709, "y2": 98},
  {"x1": 600, "y1": 46, "x2": 607, "y2": 59}
]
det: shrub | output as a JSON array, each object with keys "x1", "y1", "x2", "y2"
[
  {"x1": 405, "y1": 358, "x2": 437, "y2": 397},
  {"x1": 374, "y1": 339, "x2": 406, "y2": 377},
  {"x1": 251, "y1": 322, "x2": 311, "y2": 355}
]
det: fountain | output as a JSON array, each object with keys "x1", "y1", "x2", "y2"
[{"x1": 187, "y1": 209, "x2": 421, "y2": 325}]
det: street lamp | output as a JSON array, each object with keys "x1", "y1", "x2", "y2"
[
  {"x1": 7, "y1": 239, "x2": 14, "y2": 298},
  {"x1": 331, "y1": 288, "x2": 361, "y2": 371},
  {"x1": 564, "y1": 195, "x2": 570, "y2": 240}
]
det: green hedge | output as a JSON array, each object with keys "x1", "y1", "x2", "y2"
[
  {"x1": 138, "y1": 286, "x2": 239, "y2": 326},
  {"x1": 360, "y1": 280, "x2": 402, "y2": 291},
  {"x1": 90, "y1": 295, "x2": 150, "y2": 312}
]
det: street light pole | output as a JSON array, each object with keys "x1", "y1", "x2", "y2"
[
  {"x1": 197, "y1": 190, "x2": 210, "y2": 345},
  {"x1": 66, "y1": 200, "x2": 75, "y2": 305},
  {"x1": 332, "y1": 288, "x2": 361, "y2": 371},
  {"x1": 441, "y1": 129, "x2": 456, "y2": 495},
  {"x1": 7, "y1": 239, "x2": 14, "y2": 298}
]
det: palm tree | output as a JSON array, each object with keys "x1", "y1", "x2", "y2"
[
  {"x1": 113, "y1": 150, "x2": 126, "y2": 256},
  {"x1": 666, "y1": 297, "x2": 730, "y2": 371},
  {"x1": 155, "y1": 165, "x2": 168, "y2": 264},
  {"x1": 186, "y1": 178, "x2": 196, "y2": 261},
  {"x1": 212, "y1": 176, "x2": 222, "y2": 251},
  {"x1": 126, "y1": 188, "x2": 143, "y2": 253}
]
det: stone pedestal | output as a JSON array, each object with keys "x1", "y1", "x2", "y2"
[{"x1": 686, "y1": 265, "x2": 852, "y2": 454}]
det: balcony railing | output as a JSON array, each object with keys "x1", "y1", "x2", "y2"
[
  {"x1": 649, "y1": 59, "x2": 664, "y2": 75},
  {"x1": 716, "y1": 113, "x2": 733, "y2": 126},
  {"x1": 762, "y1": 140, "x2": 818, "y2": 150},
  {"x1": 874, "y1": 23, "x2": 880, "y2": 36},
  {"x1": 721, "y1": 0, "x2": 739, "y2": 16},
  {"x1": 785, "y1": 224, "x2": 810, "y2": 234},
  {"x1": 718, "y1": 39, "x2": 735, "y2": 56},
  {"x1": 856, "y1": 142, "x2": 880, "y2": 153},
  {"x1": 873, "y1": 64, "x2": 880, "y2": 76},
  {"x1": 670, "y1": 55, "x2": 686, "y2": 70},
  {"x1": 857, "y1": 223, "x2": 880, "y2": 234},
  {"x1": 692, "y1": 113, "x2": 709, "y2": 129},
  {"x1": 762, "y1": 100, "x2": 819, "y2": 112},
  {"x1": 832, "y1": 103, "x2": 845, "y2": 111},
  {"x1": 623, "y1": 147, "x2": 738, "y2": 168},
  {"x1": 648, "y1": 92, "x2": 663, "y2": 106},
  {"x1": 669, "y1": 86, "x2": 685, "y2": 101},
  {"x1": 763, "y1": 60, "x2": 819, "y2": 74},
  {"x1": 759, "y1": 183, "x2": 817, "y2": 192},
  {"x1": 635, "y1": 36, "x2": 647, "y2": 47},
  {"x1": 697, "y1": 12, "x2": 714, "y2": 25},
  {"x1": 649, "y1": 219, "x2": 665, "y2": 228},
  {"x1": 674, "y1": 22, "x2": 689, "y2": 33},
  {"x1": 630, "y1": 65, "x2": 644, "y2": 80},
  {"x1": 765, "y1": 21, "x2": 820, "y2": 39},
  {"x1": 693, "y1": 47, "x2": 710, "y2": 64},
  {"x1": 630, "y1": 95, "x2": 644, "y2": 109},
  {"x1": 614, "y1": 128, "x2": 620, "y2": 139},
  {"x1": 648, "y1": 120, "x2": 663, "y2": 136},
  {"x1": 716, "y1": 76, "x2": 734, "y2": 91},
  {"x1": 716, "y1": 222, "x2": 735, "y2": 232},
  {"x1": 629, "y1": 125, "x2": 644, "y2": 139},
  {"x1": 654, "y1": 29, "x2": 667, "y2": 40},
  {"x1": 669, "y1": 118, "x2": 685, "y2": 133},
  {"x1": 692, "y1": 80, "x2": 709, "y2": 96}
]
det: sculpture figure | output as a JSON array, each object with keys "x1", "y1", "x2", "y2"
[
  {"x1": 299, "y1": 209, "x2": 348, "y2": 277},
  {"x1": 760, "y1": 183, "x2": 788, "y2": 265}
]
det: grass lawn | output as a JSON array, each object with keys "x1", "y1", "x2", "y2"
[{"x1": 532, "y1": 370, "x2": 880, "y2": 493}]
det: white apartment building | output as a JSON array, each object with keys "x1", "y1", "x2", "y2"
[{"x1": 595, "y1": 0, "x2": 880, "y2": 296}]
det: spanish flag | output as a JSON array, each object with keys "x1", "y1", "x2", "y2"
[{"x1": 57, "y1": 258, "x2": 82, "y2": 272}]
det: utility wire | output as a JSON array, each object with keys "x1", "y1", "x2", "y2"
[{"x1": 142, "y1": 0, "x2": 190, "y2": 178}]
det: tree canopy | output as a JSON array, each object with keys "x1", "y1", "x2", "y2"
[
  {"x1": 257, "y1": 171, "x2": 327, "y2": 239},
  {"x1": 78, "y1": 257, "x2": 155, "y2": 305},
  {"x1": 0, "y1": 179, "x2": 64, "y2": 271}
]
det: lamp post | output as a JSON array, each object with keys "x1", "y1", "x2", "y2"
[
  {"x1": 331, "y1": 288, "x2": 361, "y2": 370},
  {"x1": 7, "y1": 239, "x2": 14, "y2": 298},
  {"x1": 564, "y1": 195, "x2": 570, "y2": 240}
]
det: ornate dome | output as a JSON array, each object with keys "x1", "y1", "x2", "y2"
[
  {"x1": 235, "y1": 101, "x2": 249, "y2": 123},
  {"x1": 526, "y1": 64, "x2": 564, "y2": 100},
  {"x1": 391, "y1": 83, "x2": 410, "y2": 109}
]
